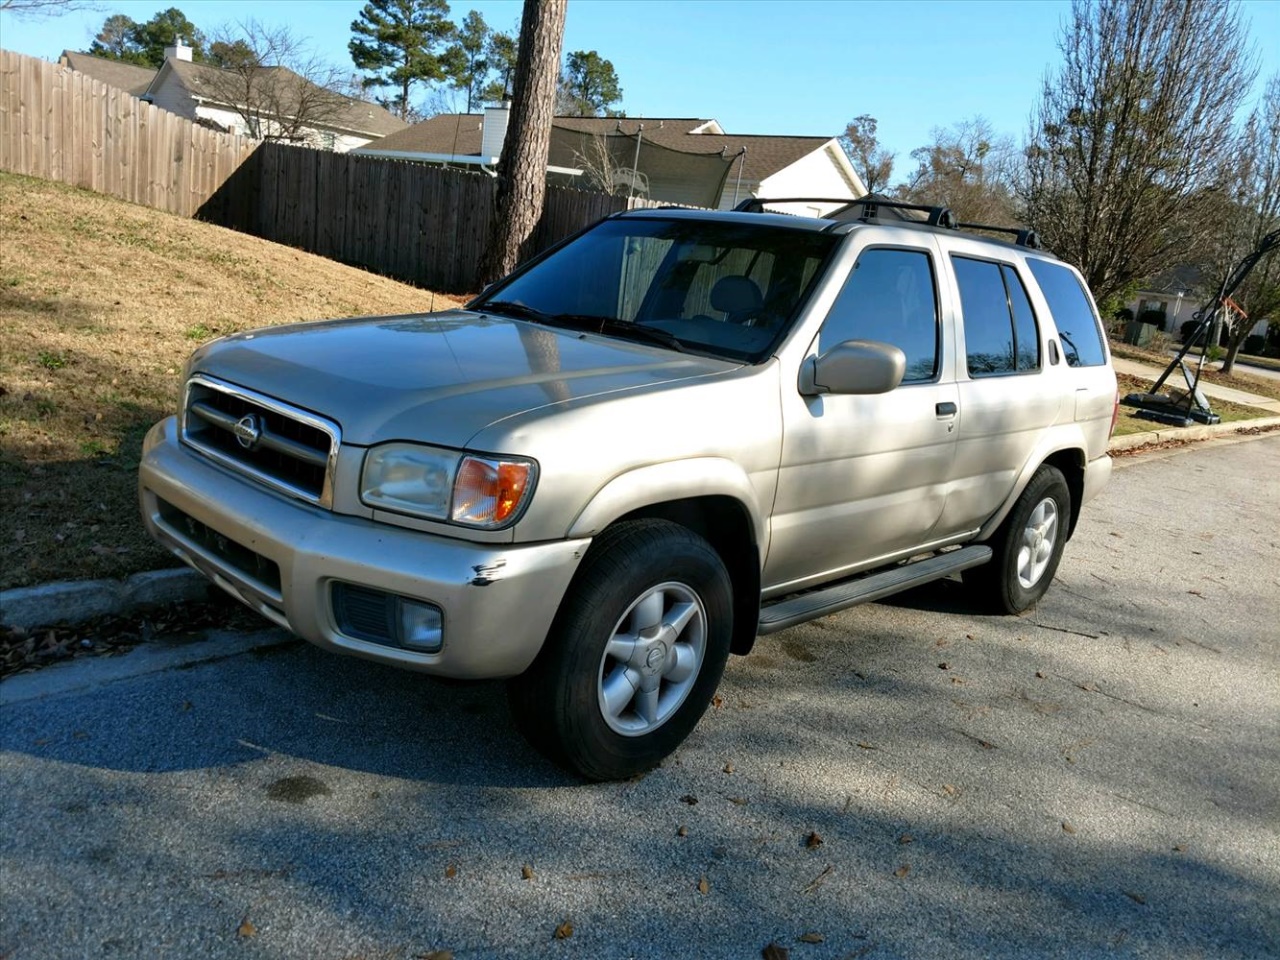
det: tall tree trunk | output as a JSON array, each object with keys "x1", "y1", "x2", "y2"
[{"x1": 477, "y1": 0, "x2": 566, "y2": 288}]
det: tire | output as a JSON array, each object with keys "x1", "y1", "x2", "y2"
[
  {"x1": 964, "y1": 465, "x2": 1071, "y2": 614},
  {"x1": 507, "y1": 519, "x2": 733, "y2": 781}
]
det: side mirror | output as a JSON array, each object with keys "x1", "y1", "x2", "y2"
[{"x1": 799, "y1": 340, "x2": 906, "y2": 396}]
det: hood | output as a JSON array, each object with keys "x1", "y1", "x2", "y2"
[{"x1": 189, "y1": 310, "x2": 735, "y2": 446}]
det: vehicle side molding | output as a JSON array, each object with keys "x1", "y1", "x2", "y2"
[{"x1": 798, "y1": 339, "x2": 906, "y2": 396}]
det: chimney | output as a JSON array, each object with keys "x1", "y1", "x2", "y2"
[
  {"x1": 481, "y1": 102, "x2": 511, "y2": 161},
  {"x1": 164, "y1": 38, "x2": 193, "y2": 62}
]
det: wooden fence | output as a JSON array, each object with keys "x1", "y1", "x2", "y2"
[
  {"x1": 0, "y1": 48, "x2": 256, "y2": 218},
  {"x1": 1, "y1": 47, "x2": 666, "y2": 293},
  {"x1": 205, "y1": 141, "x2": 664, "y2": 293}
]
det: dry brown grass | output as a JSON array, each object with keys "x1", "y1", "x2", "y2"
[
  {"x1": 0, "y1": 172, "x2": 466, "y2": 590},
  {"x1": 1109, "y1": 341, "x2": 1280, "y2": 403}
]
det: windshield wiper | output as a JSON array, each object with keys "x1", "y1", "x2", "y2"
[{"x1": 479, "y1": 300, "x2": 549, "y2": 324}]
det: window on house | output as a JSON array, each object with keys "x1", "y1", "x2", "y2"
[{"x1": 820, "y1": 248, "x2": 939, "y2": 382}]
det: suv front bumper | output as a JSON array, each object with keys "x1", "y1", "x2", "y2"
[{"x1": 138, "y1": 417, "x2": 588, "y2": 678}]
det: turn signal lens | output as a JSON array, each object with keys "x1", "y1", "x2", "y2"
[{"x1": 451, "y1": 456, "x2": 534, "y2": 527}]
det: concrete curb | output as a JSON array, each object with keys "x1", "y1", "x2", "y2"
[
  {"x1": 1107, "y1": 414, "x2": 1280, "y2": 451},
  {"x1": 2, "y1": 419, "x2": 1278, "y2": 635},
  {"x1": 1, "y1": 567, "x2": 210, "y2": 632}
]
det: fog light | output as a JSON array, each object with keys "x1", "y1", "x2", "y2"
[{"x1": 398, "y1": 599, "x2": 443, "y2": 653}]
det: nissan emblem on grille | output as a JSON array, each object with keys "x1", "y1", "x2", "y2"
[{"x1": 233, "y1": 414, "x2": 261, "y2": 450}]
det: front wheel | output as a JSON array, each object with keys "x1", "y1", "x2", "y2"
[
  {"x1": 507, "y1": 519, "x2": 733, "y2": 781},
  {"x1": 964, "y1": 465, "x2": 1071, "y2": 614}
]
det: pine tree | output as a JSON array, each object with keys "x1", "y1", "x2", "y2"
[{"x1": 349, "y1": 0, "x2": 455, "y2": 120}]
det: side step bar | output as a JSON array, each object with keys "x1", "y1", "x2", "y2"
[{"x1": 757, "y1": 545, "x2": 992, "y2": 635}]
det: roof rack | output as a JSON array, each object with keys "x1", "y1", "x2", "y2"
[
  {"x1": 732, "y1": 197, "x2": 1043, "y2": 249},
  {"x1": 735, "y1": 197, "x2": 959, "y2": 227},
  {"x1": 956, "y1": 221, "x2": 1043, "y2": 250}
]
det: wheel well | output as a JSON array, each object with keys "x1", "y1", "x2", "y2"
[
  {"x1": 615, "y1": 497, "x2": 760, "y2": 656},
  {"x1": 1042, "y1": 448, "x2": 1085, "y2": 538}
]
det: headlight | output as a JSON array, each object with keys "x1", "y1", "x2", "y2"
[{"x1": 360, "y1": 443, "x2": 536, "y2": 528}]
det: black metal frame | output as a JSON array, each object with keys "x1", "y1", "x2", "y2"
[{"x1": 1123, "y1": 228, "x2": 1279, "y2": 427}]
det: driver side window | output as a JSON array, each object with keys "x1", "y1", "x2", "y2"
[{"x1": 820, "y1": 248, "x2": 939, "y2": 382}]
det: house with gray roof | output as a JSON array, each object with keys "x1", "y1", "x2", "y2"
[
  {"x1": 58, "y1": 51, "x2": 158, "y2": 97},
  {"x1": 61, "y1": 42, "x2": 405, "y2": 153},
  {"x1": 356, "y1": 107, "x2": 864, "y2": 211}
]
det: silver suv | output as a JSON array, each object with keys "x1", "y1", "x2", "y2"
[{"x1": 139, "y1": 200, "x2": 1117, "y2": 780}]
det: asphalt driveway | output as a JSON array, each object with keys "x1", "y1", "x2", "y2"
[{"x1": 2, "y1": 436, "x2": 1278, "y2": 959}]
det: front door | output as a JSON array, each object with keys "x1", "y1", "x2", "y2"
[{"x1": 764, "y1": 238, "x2": 960, "y2": 594}]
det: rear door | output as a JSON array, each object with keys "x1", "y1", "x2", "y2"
[{"x1": 934, "y1": 243, "x2": 1064, "y2": 533}]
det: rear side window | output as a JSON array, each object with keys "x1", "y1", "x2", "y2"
[
  {"x1": 952, "y1": 257, "x2": 1041, "y2": 376},
  {"x1": 1025, "y1": 259, "x2": 1108, "y2": 367},
  {"x1": 821, "y1": 248, "x2": 939, "y2": 382}
]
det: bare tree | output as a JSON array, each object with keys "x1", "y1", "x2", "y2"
[
  {"x1": 477, "y1": 0, "x2": 567, "y2": 287},
  {"x1": 840, "y1": 115, "x2": 893, "y2": 195},
  {"x1": 204, "y1": 21, "x2": 351, "y2": 145},
  {"x1": 1, "y1": 0, "x2": 98, "y2": 19},
  {"x1": 1205, "y1": 75, "x2": 1280, "y2": 373},
  {"x1": 898, "y1": 116, "x2": 1018, "y2": 224},
  {"x1": 572, "y1": 132, "x2": 623, "y2": 195},
  {"x1": 1021, "y1": 0, "x2": 1257, "y2": 308}
]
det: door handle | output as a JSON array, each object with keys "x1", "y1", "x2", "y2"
[{"x1": 936, "y1": 402, "x2": 957, "y2": 417}]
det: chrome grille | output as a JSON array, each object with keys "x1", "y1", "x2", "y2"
[{"x1": 181, "y1": 374, "x2": 339, "y2": 507}]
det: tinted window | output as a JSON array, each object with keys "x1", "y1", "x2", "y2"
[
  {"x1": 953, "y1": 257, "x2": 1015, "y2": 376},
  {"x1": 481, "y1": 218, "x2": 837, "y2": 363},
  {"x1": 1003, "y1": 265, "x2": 1041, "y2": 371},
  {"x1": 1025, "y1": 259, "x2": 1108, "y2": 367},
  {"x1": 821, "y1": 248, "x2": 938, "y2": 382}
]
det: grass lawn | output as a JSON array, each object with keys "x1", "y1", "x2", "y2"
[
  {"x1": 0, "y1": 172, "x2": 465, "y2": 591},
  {"x1": 1113, "y1": 372, "x2": 1267, "y2": 436},
  {"x1": 1109, "y1": 341, "x2": 1280, "y2": 403}
]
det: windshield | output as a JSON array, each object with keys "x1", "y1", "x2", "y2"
[{"x1": 472, "y1": 217, "x2": 839, "y2": 362}]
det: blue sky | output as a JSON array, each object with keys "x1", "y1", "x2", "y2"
[{"x1": 3, "y1": 0, "x2": 1277, "y2": 171}]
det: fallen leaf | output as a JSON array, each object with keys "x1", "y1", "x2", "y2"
[
  {"x1": 937, "y1": 662, "x2": 950, "y2": 670},
  {"x1": 723, "y1": 762, "x2": 735, "y2": 774},
  {"x1": 797, "y1": 932, "x2": 824, "y2": 943},
  {"x1": 856, "y1": 741, "x2": 878, "y2": 750},
  {"x1": 805, "y1": 831, "x2": 823, "y2": 849},
  {"x1": 898, "y1": 833, "x2": 913, "y2": 845},
  {"x1": 965, "y1": 634, "x2": 975, "y2": 641},
  {"x1": 676, "y1": 825, "x2": 688, "y2": 837},
  {"x1": 712, "y1": 695, "x2": 724, "y2": 709},
  {"x1": 1062, "y1": 821, "x2": 1077, "y2": 835},
  {"x1": 553, "y1": 920, "x2": 574, "y2": 940},
  {"x1": 680, "y1": 794, "x2": 698, "y2": 805},
  {"x1": 697, "y1": 876, "x2": 709, "y2": 894},
  {"x1": 729, "y1": 796, "x2": 748, "y2": 806},
  {"x1": 762, "y1": 943, "x2": 790, "y2": 960},
  {"x1": 894, "y1": 864, "x2": 911, "y2": 878},
  {"x1": 1124, "y1": 890, "x2": 1147, "y2": 905},
  {"x1": 942, "y1": 783, "x2": 959, "y2": 797},
  {"x1": 521, "y1": 864, "x2": 534, "y2": 880},
  {"x1": 416, "y1": 952, "x2": 454, "y2": 960},
  {"x1": 1035, "y1": 671, "x2": 1047, "y2": 679},
  {"x1": 444, "y1": 864, "x2": 457, "y2": 879},
  {"x1": 236, "y1": 918, "x2": 256, "y2": 939},
  {"x1": 1172, "y1": 844, "x2": 1186, "y2": 853}
]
